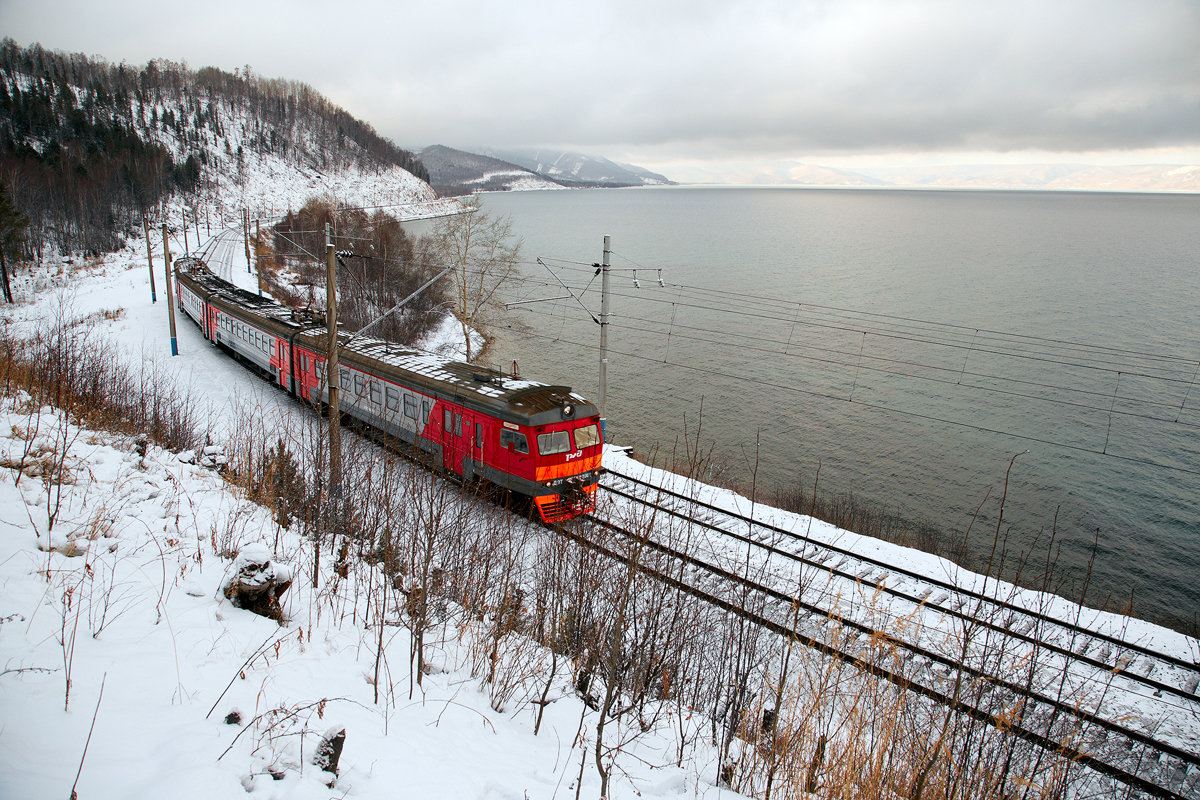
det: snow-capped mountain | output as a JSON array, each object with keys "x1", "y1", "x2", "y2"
[
  {"x1": 476, "y1": 147, "x2": 673, "y2": 188},
  {"x1": 418, "y1": 144, "x2": 561, "y2": 195}
]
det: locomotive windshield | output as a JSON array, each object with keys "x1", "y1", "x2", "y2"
[
  {"x1": 574, "y1": 424, "x2": 601, "y2": 449},
  {"x1": 537, "y1": 430, "x2": 571, "y2": 455}
]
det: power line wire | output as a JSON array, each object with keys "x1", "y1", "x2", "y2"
[{"x1": 494, "y1": 322, "x2": 1200, "y2": 479}]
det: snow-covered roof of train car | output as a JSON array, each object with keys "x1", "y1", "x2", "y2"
[{"x1": 327, "y1": 332, "x2": 598, "y2": 427}]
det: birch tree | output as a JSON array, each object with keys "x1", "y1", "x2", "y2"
[{"x1": 424, "y1": 201, "x2": 520, "y2": 362}]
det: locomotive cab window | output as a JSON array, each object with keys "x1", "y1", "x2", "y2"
[
  {"x1": 537, "y1": 430, "x2": 571, "y2": 455},
  {"x1": 501, "y1": 430, "x2": 529, "y2": 454},
  {"x1": 574, "y1": 424, "x2": 601, "y2": 450}
]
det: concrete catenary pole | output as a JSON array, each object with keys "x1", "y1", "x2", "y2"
[
  {"x1": 244, "y1": 209, "x2": 252, "y2": 274},
  {"x1": 325, "y1": 222, "x2": 343, "y2": 535},
  {"x1": 142, "y1": 213, "x2": 156, "y2": 303},
  {"x1": 255, "y1": 219, "x2": 262, "y2": 297},
  {"x1": 598, "y1": 234, "x2": 611, "y2": 440},
  {"x1": 161, "y1": 224, "x2": 178, "y2": 356}
]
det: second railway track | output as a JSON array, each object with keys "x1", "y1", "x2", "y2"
[{"x1": 584, "y1": 462, "x2": 1200, "y2": 799}]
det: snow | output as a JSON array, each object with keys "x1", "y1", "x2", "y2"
[
  {"x1": 0, "y1": 375, "x2": 736, "y2": 800},
  {"x1": 0, "y1": 241, "x2": 748, "y2": 799}
]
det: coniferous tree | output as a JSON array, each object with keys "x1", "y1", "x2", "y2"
[
  {"x1": 0, "y1": 181, "x2": 28, "y2": 302},
  {"x1": 0, "y1": 39, "x2": 429, "y2": 258}
]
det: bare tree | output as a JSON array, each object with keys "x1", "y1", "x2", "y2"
[{"x1": 420, "y1": 201, "x2": 520, "y2": 362}]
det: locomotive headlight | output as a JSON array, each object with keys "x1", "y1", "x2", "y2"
[{"x1": 562, "y1": 404, "x2": 574, "y2": 418}]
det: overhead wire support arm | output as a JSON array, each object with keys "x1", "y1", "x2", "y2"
[{"x1": 503, "y1": 257, "x2": 600, "y2": 323}]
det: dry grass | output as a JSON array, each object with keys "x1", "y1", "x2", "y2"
[{"x1": 0, "y1": 305, "x2": 201, "y2": 454}]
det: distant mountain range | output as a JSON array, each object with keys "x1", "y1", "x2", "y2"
[
  {"x1": 420, "y1": 144, "x2": 1200, "y2": 195},
  {"x1": 420, "y1": 145, "x2": 673, "y2": 195}
]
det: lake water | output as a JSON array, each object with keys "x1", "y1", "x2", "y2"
[{"x1": 462, "y1": 187, "x2": 1200, "y2": 631}]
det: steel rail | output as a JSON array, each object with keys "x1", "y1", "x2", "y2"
[
  {"x1": 573, "y1": 511, "x2": 1195, "y2": 799},
  {"x1": 599, "y1": 475, "x2": 1200, "y2": 711},
  {"x1": 601, "y1": 466, "x2": 1200, "y2": 685}
]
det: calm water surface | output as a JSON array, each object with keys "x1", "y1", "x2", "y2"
[{"x1": 464, "y1": 187, "x2": 1200, "y2": 631}]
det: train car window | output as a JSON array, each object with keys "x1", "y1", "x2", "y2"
[
  {"x1": 403, "y1": 394, "x2": 418, "y2": 420},
  {"x1": 315, "y1": 361, "x2": 324, "y2": 382},
  {"x1": 300, "y1": 354, "x2": 309, "y2": 372},
  {"x1": 537, "y1": 430, "x2": 571, "y2": 456},
  {"x1": 444, "y1": 408, "x2": 451, "y2": 431},
  {"x1": 574, "y1": 424, "x2": 601, "y2": 450},
  {"x1": 422, "y1": 400, "x2": 431, "y2": 424},
  {"x1": 369, "y1": 382, "x2": 381, "y2": 405},
  {"x1": 340, "y1": 368, "x2": 351, "y2": 390},
  {"x1": 385, "y1": 386, "x2": 399, "y2": 412},
  {"x1": 354, "y1": 375, "x2": 365, "y2": 396},
  {"x1": 501, "y1": 430, "x2": 529, "y2": 454},
  {"x1": 475, "y1": 423, "x2": 483, "y2": 448}
]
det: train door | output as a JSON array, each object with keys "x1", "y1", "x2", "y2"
[
  {"x1": 441, "y1": 406, "x2": 465, "y2": 474},
  {"x1": 498, "y1": 424, "x2": 532, "y2": 485},
  {"x1": 470, "y1": 417, "x2": 484, "y2": 476},
  {"x1": 274, "y1": 339, "x2": 288, "y2": 388}
]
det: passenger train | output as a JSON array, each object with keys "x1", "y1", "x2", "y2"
[{"x1": 173, "y1": 258, "x2": 601, "y2": 522}]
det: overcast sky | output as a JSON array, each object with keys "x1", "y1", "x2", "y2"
[{"x1": 3, "y1": 0, "x2": 1198, "y2": 183}]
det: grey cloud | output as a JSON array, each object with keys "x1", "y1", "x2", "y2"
[{"x1": 3, "y1": 0, "x2": 1198, "y2": 164}]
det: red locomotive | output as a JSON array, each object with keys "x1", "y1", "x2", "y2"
[{"x1": 174, "y1": 259, "x2": 601, "y2": 522}]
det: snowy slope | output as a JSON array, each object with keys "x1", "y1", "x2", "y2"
[
  {"x1": 0, "y1": 397, "x2": 735, "y2": 799},
  {"x1": 0, "y1": 245, "x2": 742, "y2": 800}
]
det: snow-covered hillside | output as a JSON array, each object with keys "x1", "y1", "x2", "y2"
[{"x1": 0, "y1": 244, "x2": 742, "y2": 800}]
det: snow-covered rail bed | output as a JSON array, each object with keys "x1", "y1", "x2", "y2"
[{"x1": 592, "y1": 456, "x2": 1200, "y2": 798}]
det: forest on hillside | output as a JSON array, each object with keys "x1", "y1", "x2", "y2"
[{"x1": 0, "y1": 40, "x2": 428, "y2": 257}]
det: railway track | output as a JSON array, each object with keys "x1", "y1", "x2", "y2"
[{"x1": 583, "y1": 464, "x2": 1200, "y2": 799}]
